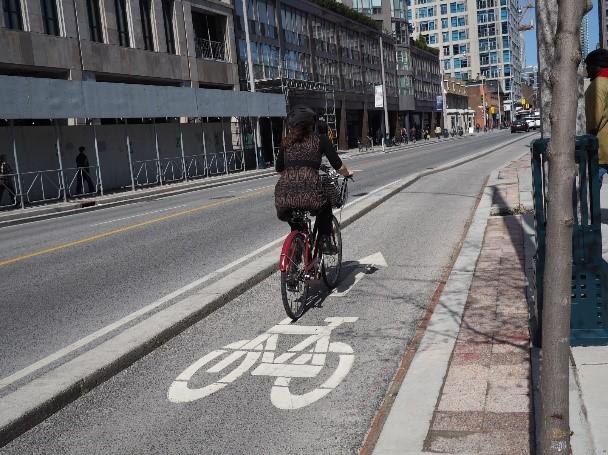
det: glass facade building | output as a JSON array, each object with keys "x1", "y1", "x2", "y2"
[
  {"x1": 341, "y1": 0, "x2": 443, "y2": 131},
  {"x1": 234, "y1": 0, "x2": 400, "y2": 148}
]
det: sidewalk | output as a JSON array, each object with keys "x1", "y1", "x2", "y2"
[
  {"x1": 372, "y1": 155, "x2": 535, "y2": 454},
  {"x1": 0, "y1": 132, "x2": 483, "y2": 227},
  {"x1": 570, "y1": 183, "x2": 608, "y2": 454},
  {"x1": 372, "y1": 152, "x2": 608, "y2": 454}
]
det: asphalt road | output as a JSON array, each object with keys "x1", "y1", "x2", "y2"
[
  {"x1": 0, "y1": 134, "x2": 535, "y2": 455},
  {"x1": 0, "y1": 131, "x2": 532, "y2": 394}
]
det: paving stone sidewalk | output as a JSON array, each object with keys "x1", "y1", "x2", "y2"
[{"x1": 423, "y1": 155, "x2": 534, "y2": 454}]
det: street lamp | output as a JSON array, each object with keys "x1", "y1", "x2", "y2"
[{"x1": 477, "y1": 73, "x2": 489, "y2": 130}]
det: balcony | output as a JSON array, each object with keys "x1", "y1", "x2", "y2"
[
  {"x1": 195, "y1": 38, "x2": 226, "y2": 61},
  {"x1": 192, "y1": 10, "x2": 228, "y2": 62}
]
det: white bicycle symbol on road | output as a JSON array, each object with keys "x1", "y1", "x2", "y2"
[{"x1": 168, "y1": 317, "x2": 358, "y2": 410}]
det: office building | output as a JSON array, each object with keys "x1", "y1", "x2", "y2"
[
  {"x1": 342, "y1": 0, "x2": 443, "y2": 130},
  {"x1": 234, "y1": 0, "x2": 400, "y2": 149},
  {"x1": 408, "y1": 0, "x2": 523, "y2": 118},
  {"x1": 0, "y1": 0, "x2": 285, "y2": 208}
]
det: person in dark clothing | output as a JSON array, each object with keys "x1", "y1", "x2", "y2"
[
  {"x1": 274, "y1": 106, "x2": 353, "y2": 254},
  {"x1": 75, "y1": 146, "x2": 95, "y2": 195},
  {"x1": 0, "y1": 154, "x2": 16, "y2": 206}
]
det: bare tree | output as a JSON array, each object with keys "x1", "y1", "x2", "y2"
[{"x1": 536, "y1": 0, "x2": 591, "y2": 453}]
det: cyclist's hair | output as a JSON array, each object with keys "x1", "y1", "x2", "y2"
[
  {"x1": 282, "y1": 105, "x2": 316, "y2": 147},
  {"x1": 282, "y1": 124, "x2": 313, "y2": 148}
]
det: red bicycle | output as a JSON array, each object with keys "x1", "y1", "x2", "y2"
[{"x1": 278, "y1": 172, "x2": 350, "y2": 319}]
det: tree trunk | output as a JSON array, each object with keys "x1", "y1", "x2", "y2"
[
  {"x1": 536, "y1": 0, "x2": 558, "y2": 136},
  {"x1": 538, "y1": 1, "x2": 590, "y2": 453}
]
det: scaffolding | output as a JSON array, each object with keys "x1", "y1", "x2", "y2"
[{"x1": 241, "y1": 61, "x2": 338, "y2": 150}]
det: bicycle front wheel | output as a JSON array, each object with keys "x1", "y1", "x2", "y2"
[
  {"x1": 280, "y1": 233, "x2": 309, "y2": 319},
  {"x1": 322, "y1": 216, "x2": 343, "y2": 289}
]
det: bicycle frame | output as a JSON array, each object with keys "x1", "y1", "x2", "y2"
[{"x1": 278, "y1": 215, "x2": 321, "y2": 277}]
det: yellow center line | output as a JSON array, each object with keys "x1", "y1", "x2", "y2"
[{"x1": 0, "y1": 186, "x2": 273, "y2": 268}]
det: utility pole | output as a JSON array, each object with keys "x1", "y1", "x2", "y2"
[
  {"x1": 241, "y1": 0, "x2": 261, "y2": 169},
  {"x1": 536, "y1": 0, "x2": 592, "y2": 453},
  {"x1": 379, "y1": 35, "x2": 390, "y2": 144}
]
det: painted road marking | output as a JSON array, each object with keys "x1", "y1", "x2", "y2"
[
  {"x1": 0, "y1": 224, "x2": 284, "y2": 392},
  {"x1": 89, "y1": 204, "x2": 188, "y2": 226},
  {"x1": 168, "y1": 317, "x2": 358, "y2": 410},
  {"x1": 0, "y1": 181, "x2": 393, "y2": 391},
  {"x1": 0, "y1": 186, "x2": 272, "y2": 268},
  {"x1": 331, "y1": 252, "x2": 388, "y2": 297}
]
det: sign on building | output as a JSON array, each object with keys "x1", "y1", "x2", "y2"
[
  {"x1": 374, "y1": 85, "x2": 384, "y2": 108},
  {"x1": 435, "y1": 95, "x2": 443, "y2": 111}
]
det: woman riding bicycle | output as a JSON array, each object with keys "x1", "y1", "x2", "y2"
[{"x1": 274, "y1": 105, "x2": 353, "y2": 253}]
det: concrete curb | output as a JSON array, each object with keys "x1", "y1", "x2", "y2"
[
  {"x1": 372, "y1": 170, "x2": 496, "y2": 455},
  {"x1": 0, "y1": 169, "x2": 276, "y2": 228},
  {"x1": 0, "y1": 132, "x2": 535, "y2": 448},
  {"x1": 343, "y1": 134, "x2": 468, "y2": 158}
]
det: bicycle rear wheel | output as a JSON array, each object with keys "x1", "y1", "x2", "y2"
[
  {"x1": 322, "y1": 216, "x2": 342, "y2": 289},
  {"x1": 280, "y1": 233, "x2": 309, "y2": 319}
]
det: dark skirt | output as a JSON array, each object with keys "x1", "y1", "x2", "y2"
[{"x1": 275, "y1": 167, "x2": 326, "y2": 220}]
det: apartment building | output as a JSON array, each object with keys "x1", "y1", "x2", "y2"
[
  {"x1": 343, "y1": 0, "x2": 442, "y2": 130},
  {"x1": 408, "y1": 0, "x2": 522, "y2": 117},
  {"x1": 233, "y1": 0, "x2": 400, "y2": 149}
]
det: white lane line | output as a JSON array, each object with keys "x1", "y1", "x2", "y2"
[
  {"x1": 0, "y1": 179, "x2": 397, "y2": 391},
  {"x1": 89, "y1": 204, "x2": 188, "y2": 227},
  {"x1": 342, "y1": 178, "x2": 401, "y2": 209},
  {"x1": 0, "y1": 235, "x2": 285, "y2": 391}
]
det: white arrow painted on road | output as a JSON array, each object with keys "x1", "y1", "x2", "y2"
[{"x1": 330, "y1": 252, "x2": 387, "y2": 297}]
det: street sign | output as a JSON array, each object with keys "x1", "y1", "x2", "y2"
[{"x1": 374, "y1": 85, "x2": 384, "y2": 108}]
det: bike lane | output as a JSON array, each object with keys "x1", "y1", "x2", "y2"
[{"x1": 0, "y1": 143, "x2": 527, "y2": 455}]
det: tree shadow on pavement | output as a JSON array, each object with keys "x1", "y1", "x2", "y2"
[{"x1": 297, "y1": 260, "x2": 384, "y2": 320}]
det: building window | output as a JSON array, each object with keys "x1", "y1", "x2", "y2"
[
  {"x1": 40, "y1": 0, "x2": 59, "y2": 35},
  {"x1": 2, "y1": 0, "x2": 23, "y2": 30},
  {"x1": 139, "y1": 0, "x2": 153, "y2": 50},
  {"x1": 114, "y1": 0, "x2": 130, "y2": 46},
  {"x1": 161, "y1": 0, "x2": 175, "y2": 54},
  {"x1": 86, "y1": 0, "x2": 103, "y2": 42}
]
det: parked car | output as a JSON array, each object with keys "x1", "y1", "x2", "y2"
[
  {"x1": 511, "y1": 119, "x2": 529, "y2": 133},
  {"x1": 524, "y1": 117, "x2": 537, "y2": 130}
]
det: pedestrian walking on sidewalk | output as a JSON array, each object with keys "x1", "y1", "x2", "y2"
[
  {"x1": 434, "y1": 125, "x2": 442, "y2": 139},
  {"x1": 585, "y1": 48, "x2": 608, "y2": 188},
  {"x1": 0, "y1": 154, "x2": 16, "y2": 206},
  {"x1": 75, "y1": 146, "x2": 95, "y2": 195}
]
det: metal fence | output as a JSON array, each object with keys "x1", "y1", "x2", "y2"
[
  {"x1": 195, "y1": 38, "x2": 227, "y2": 61},
  {"x1": 185, "y1": 154, "x2": 207, "y2": 179},
  {"x1": 21, "y1": 169, "x2": 64, "y2": 204},
  {"x1": 133, "y1": 159, "x2": 160, "y2": 187},
  {"x1": 1, "y1": 116, "x2": 279, "y2": 211},
  {"x1": 160, "y1": 156, "x2": 185, "y2": 183},
  {"x1": 65, "y1": 166, "x2": 100, "y2": 198},
  {"x1": 226, "y1": 150, "x2": 244, "y2": 173}
]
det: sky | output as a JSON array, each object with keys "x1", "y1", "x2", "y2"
[{"x1": 523, "y1": 0, "x2": 600, "y2": 67}]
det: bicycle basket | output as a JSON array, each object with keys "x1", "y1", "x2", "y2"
[{"x1": 320, "y1": 171, "x2": 342, "y2": 208}]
